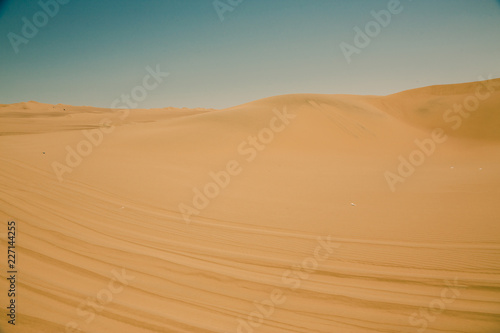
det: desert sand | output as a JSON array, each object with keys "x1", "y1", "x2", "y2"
[{"x1": 1, "y1": 79, "x2": 500, "y2": 332}]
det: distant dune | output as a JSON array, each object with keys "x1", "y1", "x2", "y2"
[{"x1": 1, "y1": 79, "x2": 499, "y2": 332}]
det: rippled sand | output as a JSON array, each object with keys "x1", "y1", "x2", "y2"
[{"x1": 1, "y1": 79, "x2": 499, "y2": 332}]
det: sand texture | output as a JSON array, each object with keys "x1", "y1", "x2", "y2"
[{"x1": 1, "y1": 79, "x2": 500, "y2": 332}]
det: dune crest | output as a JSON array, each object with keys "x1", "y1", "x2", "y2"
[{"x1": 380, "y1": 78, "x2": 500, "y2": 140}]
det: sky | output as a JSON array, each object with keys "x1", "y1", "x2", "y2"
[{"x1": 0, "y1": 0, "x2": 499, "y2": 109}]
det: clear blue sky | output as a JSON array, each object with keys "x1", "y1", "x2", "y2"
[{"x1": 0, "y1": 0, "x2": 499, "y2": 109}]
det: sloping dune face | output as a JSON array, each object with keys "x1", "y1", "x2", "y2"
[
  {"x1": 380, "y1": 79, "x2": 500, "y2": 140},
  {"x1": 1, "y1": 80, "x2": 500, "y2": 333}
]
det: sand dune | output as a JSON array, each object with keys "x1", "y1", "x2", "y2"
[{"x1": 1, "y1": 79, "x2": 500, "y2": 332}]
